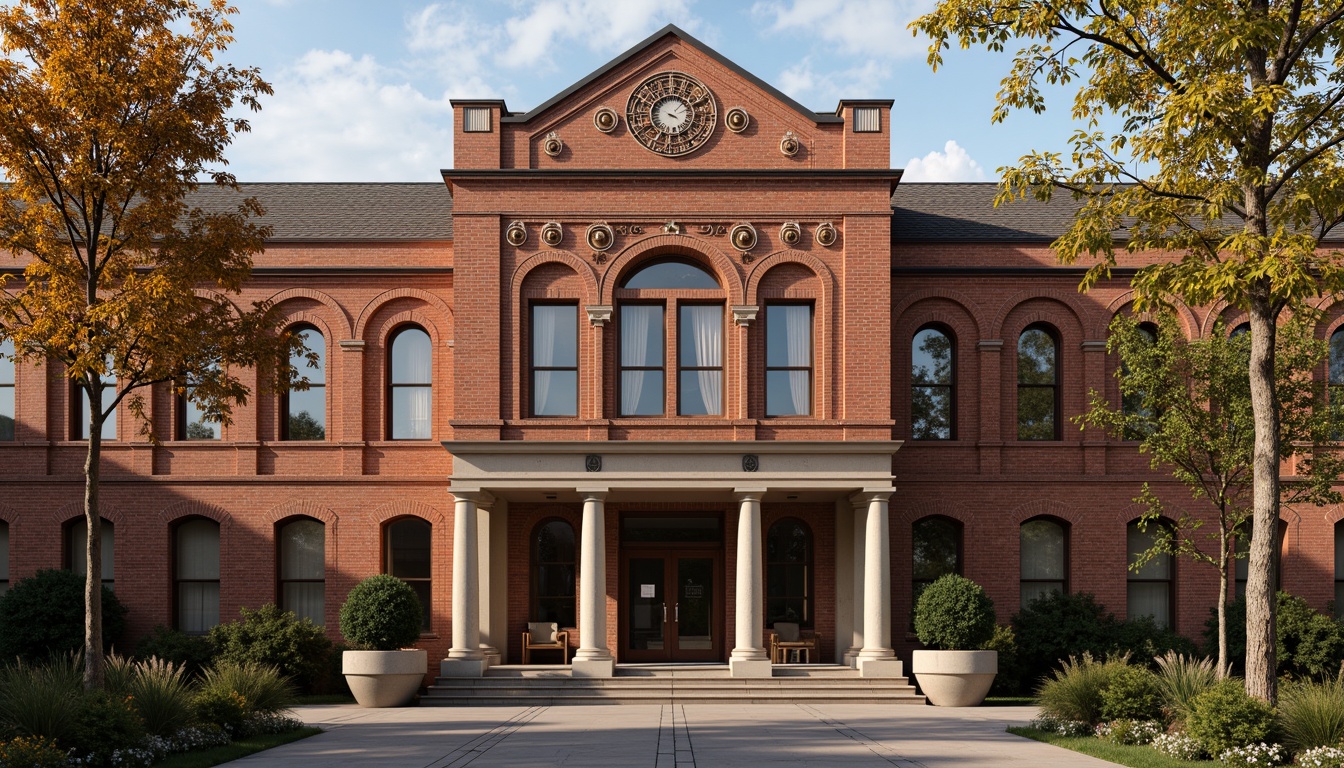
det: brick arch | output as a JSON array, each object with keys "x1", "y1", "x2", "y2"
[
  {"x1": 744, "y1": 250, "x2": 835, "y2": 306},
  {"x1": 597, "y1": 234, "x2": 744, "y2": 304},
  {"x1": 158, "y1": 500, "x2": 233, "y2": 529},
  {"x1": 354, "y1": 288, "x2": 453, "y2": 341},
  {"x1": 1009, "y1": 499, "x2": 1085, "y2": 526},
  {"x1": 370, "y1": 500, "x2": 445, "y2": 527},
  {"x1": 510, "y1": 251, "x2": 598, "y2": 303},
  {"x1": 375, "y1": 310, "x2": 444, "y2": 347},
  {"x1": 1198, "y1": 299, "x2": 1246, "y2": 337},
  {"x1": 53, "y1": 500, "x2": 124, "y2": 525},
  {"x1": 893, "y1": 289, "x2": 983, "y2": 339},
  {"x1": 990, "y1": 289, "x2": 1092, "y2": 339},
  {"x1": 192, "y1": 288, "x2": 241, "y2": 316},
  {"x1": 1105, "y1": 292, "x2": 1199, "y2": 339},
  {"x1": 0, "y1": 503, "x2": 16, "y2": 524},
  {"x1": 268, "y1": 287, "x2": 353, "y2": 338},
  {"x1": 895, "y1": 499, "x2": 974, "y2": 527},
  {"x1": 1320, "y1": 504, "x2": 1344, "y2": 526},
  {"x1": 264, "y1": 499, "x2": 339, "y2": 527},
  {"x1": 1113, "y1": 501, "x2": 1161, "y2": 527},
  {"x1": 279, "y1": 313, "x2": 336, "y2": 354}
]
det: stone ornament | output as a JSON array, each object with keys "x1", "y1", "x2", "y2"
[
  {"x1": 542, "y1": 131, "x2": 564, "y2": 157},
  {"x1": 505, "y1": 220, "x2": 527, "y2": 247},
  {"x1": 815, "y1": 221, "x2": 838, "y2": 247},
  {"x1": 742, "y1": 454, "x2": 759, "y2": 472},
  {"x1": 779, "y1": 221, "x2": 801, "y2": 246},
  {"x1": 725, "y1": 107, "x2": 749, "y2": 133},
  {"x1": 779, "y1": 131, "x2": 800, "y2": 157},
  {"x1": 585, "y1": 454, "x2": 602, "y2": 472},
  {"x1": 593, "y1": 107, "x2": 618, "y2": 133},
  {"x1": 586, "y1": 222, "x2": 615, "y2": 252},
  {"x1": 541, "y1": 222, "x2": 563, "y2": 247},
  {"x1": 729, "y1": 223, "x2": 757, "y2": 251},
  {"x1": 626, "y1": 71, "x2": 717, "y2": 157}
]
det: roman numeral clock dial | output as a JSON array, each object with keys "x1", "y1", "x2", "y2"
[{"x1": 626, "y1": 72, "x2": 717, "y2": 157}]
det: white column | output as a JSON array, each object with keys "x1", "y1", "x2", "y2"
[
  {"x1": 572, "y1": 489, "x2": 614, "y2": 677},
  {"x1": 856, "y1": 490, "x2": 902, "y2": 677},
  {"x1": 730, "y1": 490, "x2": 771, "y2": 677},
  {"x1": 477, "y1": 500, "x2": 501, "y2": 667},
  {"x1": 844, "y1": 496, "x2": 867, "y2": 667},
  {"x1": 441, "y1": 490, "x2": 487, "y2": 677}
]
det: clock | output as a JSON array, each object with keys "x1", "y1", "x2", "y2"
[{"x1": 626, "y1": 71, "x2": 716, "y2": 157}]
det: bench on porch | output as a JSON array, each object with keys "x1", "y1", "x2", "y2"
[
  {"x1": 522, "y1": 621, "x2": 569, "y2": 664},
  {"x1": 770, "y1": 622, "x2": 816, "y2": 664}
]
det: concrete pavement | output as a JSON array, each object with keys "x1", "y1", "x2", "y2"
[{"x1": 230, "y1": 703, "x2": 1122, "y2": 767}]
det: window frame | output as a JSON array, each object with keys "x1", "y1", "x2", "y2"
[
  {"x1": 1127, "y1": 518, "x2": 1175, "y2": 629},
  {"x1": 530, "y1": 517, "x2": 577, "y2": 628},
  {"x1": 911, "y1": 515, "x2": 964, "y2": 625},
  {"x1": 1019, "y1": 516, "x2": 1068, "y2": 607},
  {"x1": 0, "y1": 339, "x2": 13, "y2": 441},
  {"x1": 65, "y1": 517, "x2": 115, "y2": 590},
  {"x1": 0, "y1": 519, "x2": 9, "y2": 596},
  {"x1": 617, "y1": 301, "x2": 668, "y2": 417},
  {"x1": 73, "y1": 367, "x2": 117, "y2": 441},
  {"x1": 529, "y1": 302, "x2": 580, "y2": 418},
  {"x1": 281, "y1": 325, "x2": 327, "y2": 441},
  {"x1": 384, "y1": 516, "x2": 432, "y2": 632},
  {"x1": 764, "y1": 302, "x2": 815, "y2": 418},
  {"x1": 276, "y1": 516, "x2": 326, "y2": 625},
  {"x1": 1016, "y1": 323, "x2": 1061, "y2": 441},
  {"x1": 675, "y1": 302, "x2": 725, "y2": 417},
  {"x1": 911, "y1": 324, "x2": 956, "y2": 440},
  {"x1": 765, "y1": 517, "x2": 814, "y2": 629},
  {"x1": 173, "y1": 516, "x2": 221, "y2": 635},
  {"x1": 386, "y1": 324, "x2": 433, "y2": 440}
]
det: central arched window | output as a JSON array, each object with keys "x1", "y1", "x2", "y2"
[
  {"x1": 279, "y1": 517, "x2": 325, "y2": 624},
  {"x1": 618, "y1": 258, "x2": 723, "y2": 417},
  {"x1": 68, "y1": 518, "x2": 114, "y2": 590},
  {"x1": 1018, "y1": 325, "x2": 1059, "y2": 440},
  {"x1": 912, "y1": 326, "x2": 954, "y2": 439},
  {"x1": 284, "y1": 327, "x2": 326, "y2": 440},
  {"x1": 1127, "y1": 519, "x2": 1173, "y2": 628},
  {"x1": 531, "y1": 519, "x2": 576, "y2": 628},
  {"x1": 0, "y1": 339, "x2": 13, "y2": 441},
  {"x1": 385, "y1": 517, "x2": 431, "y2": 631},
  {"x1": 766, "y1": 518, "x2": 813, "y2": 627},
  {"x1": 388, "y1": 326, "x2": 432, "y2": 439}
]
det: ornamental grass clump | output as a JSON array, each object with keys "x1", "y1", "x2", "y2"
[
  {"x1": 1276, "y1": 671, "x2": 1344, "y2": 753},
  {"x1": 1034, "y1": 653, "x2": 1122, "y2": 726},
  {"x1": 339, "y1": 574, "x2": 423, "y2": 651},
  {"x1": 912, "y1": 574, "x2": 996, "y2": 650},
  {"x1": 1184, "y1": 678, "x2": 1276, "y2": 756},
  {"x1": 128, "y1": 657, "x2": 197, "y2": 737},
  {"x1": 0, "y1": 657, "x2": 81, "y2": 744},
  {"x1": 1152, "y1": 650, "x2": 1219, "y2": 725}
]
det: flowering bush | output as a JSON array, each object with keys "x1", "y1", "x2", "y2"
[
  {"x1": 1029, "y1": 714, "x2": 1092, "y2": 737},
  {"x1": 1094, "y1": 719, "x2": 1163, "y2": 745},
  {"x1": 1296, "y1": 745, "x2": 1344, "y2": 767},
  {"x1": 1217, "y1": 742, "x2": 1287, "y2": 767},
  {"x1": 237, "y1": 713, "x2": 304, "y2": 738},
  {"x1": 0, "y1": 736, "x2": 69, "y2": 768},
  {"x1": 1151, "y1": 731, "x2": 1205, "y2": 760}
]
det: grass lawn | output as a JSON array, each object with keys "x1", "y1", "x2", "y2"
[
  {"x1": 150, "y1": 727, "x2": 322, "y2": 768},
  {"x1": 1008, "y1": 727, "x2": 1220, "y2": 768}
]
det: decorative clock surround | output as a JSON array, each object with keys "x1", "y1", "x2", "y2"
[{"x1": 626, "y1": 71, "x2": 717, "y2": 157}]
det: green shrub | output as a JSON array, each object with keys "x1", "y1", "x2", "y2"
[
  {"x1": 127, "y1": 657, "x2": 196, "y2": 737},
  {"x1": 210, "y1": 604, "x2": 333, "y2": 694},
  {"x1": 1034, "y1": 654, "x2": 1121, "y2": 726},
  {"x1": 1277, "y1": 593, "x2": 1344, "y2": 679},
  {"x1": 0, "y1": 570, "x2": 126, "y2": 663},
  {"x1": 134, "y1": 625, "x2": 215, "y2": 678},
  {"x1": 192, "y1": 687, "x2": 248, "y2": 735},
  {"x1": 984, "y1": 623, "x2": 1027, "y2": 695},
  {"x1": 1099, "y1": 663, "x2": 1164, "y2": 722},
  {"x1": 0, "y1": 658, "x2": 81, "y2": 743},
  {"x1": 0, "y1": 736, "x2": 69, "y2": 768},
  {"x1": 913, "y1": 574, "x2": 996, "y2": 650},
  {"x1": 67, "y1": 690, "x2": 145, "y2": 767},
  {"x1": 1277, "y1": 673, "x2": 1344, "y2": 752},
  {"x1": 1111, "y1": 615, "x2": 1199, "y2": 662},
  {"x1": 1153, "y1": 651, "x2": 1219, "y2": 725},
  {"x1": 1185, "y1": 678, "x2": 1276, "y2": 755},
  {"x1": 198, "y1": 661, "x2": 295, "y2": 716},
  {"x1": 339, "y1": 575, "x2": 423, "y2": 651}
]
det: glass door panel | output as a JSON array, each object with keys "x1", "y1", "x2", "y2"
[
  {"x1": 675, "y1": 557, "x2": 714, "y2": 653},
  {"x1": 627, "y1": 558, "x2": 665, "y2": 655}
]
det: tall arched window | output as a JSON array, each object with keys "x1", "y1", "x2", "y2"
[
  {"x1": 912, "y1": 516, "x2": 962, "y2": 615},
  {"x1": 766, "y1": 518, "x2": 813, "y2": 628},
  {"x1": 531, "y1": 519, "x2": 576, "y2": 628},
  {"x1": 284, "y1": 327, "x2": 326, "y2": 440},
  {"x1": 179, "y1": 361, "x2": 222, "y2": 440},
  {"x1": 531, "y1": 304, "x2": 579, "y2": 417},
  {"x1": 68, "y1": 518, "x2": 114, "y2": 590},
  {"x1": 1330, "y1": 329, "x2": 1344, "y2": 436},
  {"x1": 1018, "y1": 325, "x2": 1059, "y2": 440},
  {"x1": 0, "y1": 339, "x2": 13, "y2": 441},
  {"x1": 175, "y1": 518, "x2": 220, "y2": 634},
  {"x1": 0, "y1": 520, "x2": 8, "y2": 596},
  {"x1": 385, "y1": 517, "x2": 431, "y2": 631},
  {"x1": 1121, "y1": 323, "x2": 1158, "y2": 439},
  {"x1": 1127, "y1": 520, "x2": 1173, "y2": 628},
  {"x1": 279, "y1": 518, "x2": 325, "y2": 624},
  {"x1": 1020, "y1": 518, "x2": 1066, "y2": 607},
  {"x1": 388, "y1": 326, "x2": 432, "y2": 439},
  {"x1": 1336, "y1": 521, "x2": 1344, "y2": 620},
  {"x1": 912, "y1": 326, "x2": 954, "y2": 439},
  {"x1": 765, "y1": 304, "x2": 813, "y2": 417}
]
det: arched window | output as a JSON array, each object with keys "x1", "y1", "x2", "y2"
[
  {"x1": 1231, "y1": 322, "x2": 1251, "y2": 338},
  {"x1": 283, "y1": 327, "x2": 326, "y2": 440},
  {"x1": 1018, "y1": 325, "x2": 1059, "y2": 440},
  {"x1": 620, "y1": 259, "x2": 719, "y2": 289},
  {"x1": 1336, "y1": 521, "x2": 1344, "y2": 620},
  {"x1": 1020, "y1": 518, "x2": 1066, "y2": 607},
  {"x1": 766, "y1": 518, "x2": 813, "y2": 628},
  {"x1": 75, "y1": 361, "x2": 116, "y2": 440},
  {"x1": 385, "y1": 517, "x2": 431, "y2": 631},
  {"x1": 388, "y1": 326, "x2": 432, "y2": 439},
  {"x1": 531, "y1": 519, "x2": 576, "y2": 628},
  {"x1": 1330, "y1": 329, "x2": 1344, "y2": 432},
  {"x1": 179, "y1": 361, "x2": 221, "y2": 440},
  {"x1": 0, "y1": 520, "x2": 8, "y2": 596},
  {"x1": 278, "y1": 518, "x2": 325, "y2": 624},
  {"x1": 912, "y1": 516, "x2": 962, "y2": 615},
  {"x1": 765, "y1": 304, "x2": 813, "y2": 417},
  {"x1": 912, "y1": 326, "x2": 954, "y2": 439},
  {"x1": 0, "y1": 339, "x2": 13, "y2": 441},
  {"x1": 1127, "y1": 520, "x2": 1173, "y2": 628},
  {"x1": 68, "y1": 518, "x2": 114, "y2": 590},
  {"x1": 175, "y1": 518, "x2": 220, "y2": 634},
  {"x1": 531, "y1": 304, "x2": 579, "y2": 417},
  {"x1": 1121, "y1": 323, "x2": 1158, "y2": 439}
]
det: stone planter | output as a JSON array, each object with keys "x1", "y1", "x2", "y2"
[
  {"x1": 343, "y1": 649, "x2": 428, "y2": 708},
  {"x1": 911, "y1": 649, "x2": 997, "y2": 707}
]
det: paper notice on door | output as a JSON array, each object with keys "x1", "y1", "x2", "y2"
[{"x1": 641, "y1": 584, "x2": 656, "y2": 598}]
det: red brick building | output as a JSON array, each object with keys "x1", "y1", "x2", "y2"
[{"x1": 1, "y1": 25, "x2": 1339, "y2": 678}]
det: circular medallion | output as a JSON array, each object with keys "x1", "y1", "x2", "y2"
[{"x1": 626, "y1": 71, "x2": 716, "y2": 157}]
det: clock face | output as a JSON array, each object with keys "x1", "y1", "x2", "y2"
[{"x1": 626, "y1": 72, "x2": 716, "y2": 157}]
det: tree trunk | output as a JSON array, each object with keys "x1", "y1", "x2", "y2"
[
  {"x1": 1244, "y1": 297, "x2": 1280, "y2": 703},
  {"x1": 1217, "y1": 527, "x2": 1229, "y2": 679},
  {"x1": 83, "y1": 376, "x2": 104, "y2": 691}
]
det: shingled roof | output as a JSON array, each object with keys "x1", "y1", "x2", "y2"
[
  {"x1": 188, "y1": 182, "x2": 453, "y2": 242},
  {"x1": 891, "y1": 182, "x2": 1079, "y2": 243}
]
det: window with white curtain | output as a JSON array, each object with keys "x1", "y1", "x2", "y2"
[
  {"x1": 1127, "y1": 520, "x2": 1173, "y2": 628},
  {"x1": 0, "y1": 339, "x2": 13, "y2": 441},
  {"x1": 279, "y1": 518, "x2": 325, "y2": 625},
  {"x1": 620, "y1": 305, "x2": 664, "y2": 416},
  {"x1": 679, "y1": 304, "x2": 722, "y2": 416},
  {"x1": 766, "y1": 304, "x2": 812, "y2": 417},
  {"x1": 1020, "y1": 518, "x2": 1066, "y2": 607},
  {"x1": 284, "y1": 327, "x2": 326, "y2": 440},
  {"x1": 386, "y1": 517, "x2": 431, "y2": 631},
  {"x1": 531, "y1": 305, "x2": 578, "y2": 417},
  {"x1": 76, "y1": 362, "x2": 117, "y2": 440},
  {"x1": 389, "y1": 326, "x2": 432, "y2": 439},
  {"x1": 0, "y1": 520, "x2": 8, "y2": 596},
  {"x1": 69, "y1": 518, "x2": 114, "y2": 590},
  {"x1": 175, "y1": 518, "x2": 220, "y2": 634}
]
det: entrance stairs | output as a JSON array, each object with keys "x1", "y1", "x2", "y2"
[{"x1": 422, "y1": 664, "x2": 926, "y2": 706}]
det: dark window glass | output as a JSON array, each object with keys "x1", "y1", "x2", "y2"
[
  {"x1": 1231, "y1": 322, "x2": 1250, "y2": 338},
  {"x1": 279, "y1": 518, "x2": 325, "y2": 625},
  {"x1": 68, "y1": 519, "x2": 114, "y2": 590},
  {"x1": 0, "y1": 520, "x2": 7, "y2": 596},
  {"x1": 386, "y1": 518, "x2": 431, "y2": 630},
  {"x1": 1018, "y1": 326, "x2": 1059, "y2": 440},
  {"x1": 531, "y1": 305, "x2": 578, "y2": 417},
  {"x1": 619, "y1": 305, "x2": 664, "y2": 416},
  {"x1": 180, "y1": 361, "x2": 222, "y2": 440},
  {"x1": 1336, "y1": 522, "x2": 1344, "y2": 620},
  {"x1": 912, "y1": 327, "x2": 954, "y2": 439},
  {"x1": 620, "y1": 516, "x2": 722, "y2": 543},
  {"x1": 175, "y1": 518, "x2": 220, "y2": 634},
  {"x1": 532, "y1": 520, "x2": 576, "y2": 628},
  {"x1": 678, "y1": 305, "x2": 722, "y2": 416},
  {"x1": 766, "y1": 305, "x2": 813, "y2": 417},
  {"x1": 1127, "y1": 520, "x2": 1173, "y2": 628},
  {"x1": 76, "y1": 362, "x2": 116, "y2": 440},
  {"x1": 912, "y1": 516, "x2": 962, "y2": 616},
  {"x1": 284, "y1": 328, "x2": 326, "y2": 440},
  {"x1": 766, "y1": 518, "x2": 812, "y2": 628},
  {"x1": 0, "y1": 339, "x2": 13, "y2": 441},
  {"x1": 621, "y1": 260, "x2": 720, "y2": 289},
  {"x1": 1020, "y1": 518, "x2": 1066, "y2": 607},
  {"x1": 389, "y1": 327, "x2": 432, "y2": 439},
  {"x1": 1121, "y1": 323, "x2": 1158, "y2": 440}
]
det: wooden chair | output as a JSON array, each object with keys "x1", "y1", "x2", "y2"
[
  {"x1": 770, "y1": 622, "x2": 817, "y2": 664},
  {"x1": 522, "y1": 621, "x2": 569, "y2": 664}
]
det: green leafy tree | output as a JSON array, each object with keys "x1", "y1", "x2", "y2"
[
  {"x1": 914, "y1": 0, "x2": 1344, "y2": 702},
  {"x1": 286, "y1": 410, "x2": 325, "y2": 440},
  {"x1": 1079, "y1": 312, "x2": 1342, "y2": 678}
]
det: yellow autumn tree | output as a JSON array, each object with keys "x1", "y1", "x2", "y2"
[{"x1": 0, "y1": 0, "x2": 298, "y2": 689}]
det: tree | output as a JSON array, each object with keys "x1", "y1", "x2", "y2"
[
  {"x1": 1079, "y1": 313, "x2": 1342, "y2": 676},
  {"x1": 914, "y1": 0, "x2": 1344, "y2": 702},
  {"x1": 0, "y1": 0, "x2": 300, "y2": 689}
]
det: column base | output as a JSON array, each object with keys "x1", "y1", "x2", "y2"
[
  {"x1": 857, "y1": 657, "x2": 903, "y2": 678},
  {"x1": 439, "y1": 658, "x2": 488, "y2": 678},
  {"x1": 843, "y1": 647, "x2": 861, "y2": 668},
  {"x1": 480, "y1": 645, "x2": 501, "y2": 668},
  {"x1": 571, "y1": 658, "x2": 614, "y2": 678},
  {"x1": 729, "y1": 658, "x2": 773, "y2": 678}
]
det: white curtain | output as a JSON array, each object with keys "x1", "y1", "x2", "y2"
[
  {"x1": 1126, "y1": 523, "x2": 1171, "y2": 627},
  {"x1": 281, "y1": 519, "x2": 325, "y2": 624},
  {"x1": 70, "y1": 520, "x2": 115, "y2": 583},
  {"x1": 687, "y1": 305, "x2": 722, "y2": 415},
  {"x1": 785, "y1": 306, "x2": 811, "y2": 415},
  {"x1": 176, "y1": 519, "x2": 220, "y2": 633},
  {"x1": 621, "y1": 306, "x2": 655, "y2": 415},
  {"x1": 394, "y1": 329, "x2": 432, "y2": 438},
  {"x1": 533, "y1": 309, "x2": 557, "y2": 413}
]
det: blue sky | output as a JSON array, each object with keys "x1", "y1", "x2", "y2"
[{"x1": 221, "y1": 0, "x2": 1081, "y2": 182}]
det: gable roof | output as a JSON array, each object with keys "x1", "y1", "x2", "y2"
[
  {"x1": 891, "y1": 183, "x2": 1079, "y2": 243},
  {"x1": 189, "y1": 183, "x2": 453, "y2": 242}
]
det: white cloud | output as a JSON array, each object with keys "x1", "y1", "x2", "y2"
[
  {"x1": 752, "y1": 0, "x2": 934, "y2": 59},
  {"x1": 901, "y1": 140, "x2": 987, "y2": 182},
  {"x1": 777, "y1": 56, "x2": 887, "y2": 103},
  {"x1": 497, "y1": 0, "x2": 699, "y2": 71}
]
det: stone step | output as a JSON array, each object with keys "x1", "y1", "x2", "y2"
[
  {"x1": 421, "y1": 694, "x2": 928, "y2": 706},
  {"x1": 431, "y1": 678, "x2": 916, "y2": 689}
]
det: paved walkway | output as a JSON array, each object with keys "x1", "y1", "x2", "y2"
[{"x1": 230, "y1": 703, "x2": 1121, "y2": 767}]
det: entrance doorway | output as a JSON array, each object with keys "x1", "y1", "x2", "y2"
[{"x1": 619, "y1": 515, "x2": 724, "y2": 662}]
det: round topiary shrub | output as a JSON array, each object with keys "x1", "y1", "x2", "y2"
[
  {"x1": 914, "y1": 573, "x2": 996, "y2": 650},
  {"x1": 1185, "y1": 678, "x2": 1276, "y2": 755},
  {"x1": 1099, "y1": 663, "x2": 1164, "y2": 722},
  {"x1": 339, "y1": 575, "x2": 423, "y2": 651},
  {"x1": 0, "y1": 569, "x2": 127, "y2": 662}
]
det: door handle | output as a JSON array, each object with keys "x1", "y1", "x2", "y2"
[
  {"x1": 662, "y1": 602, "x2": 666, "y2": 622},
  {"x1": 675, "y1": 603, "x2": 680, "y2": 623}
]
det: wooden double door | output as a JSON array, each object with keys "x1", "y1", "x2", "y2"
[{"x1": 620, "y1": 548, "x2": 723, "y2": 662}]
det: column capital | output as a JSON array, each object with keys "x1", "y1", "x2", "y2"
[
  {"x1": 576, "y1": 487, "x2": 608, "y2": 501},
  {"x1": 977, "y1": 339, "x2": 1003, "y2": 351},
  {"x1": 451, "y1": 488, "x2": 496, "y2": 507},
  {"x1": 848, "y1": 488, "x2": 893, "y2": 506},
  {"x1": 586, "y1": 305, "x2": 613, "y2": 326},
  {"x1": 731, "y1": 305, "x2": 759, "y2": 327},
  {"x1": 733, "y1": 488, "x2": 768, "y2": 502},
  {"x1": 1081, "y1": 339, "x2": 1108, "y2": 352},
  {"x1": 337, "y1": 339, "x2": 366, "y2": 351}
]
